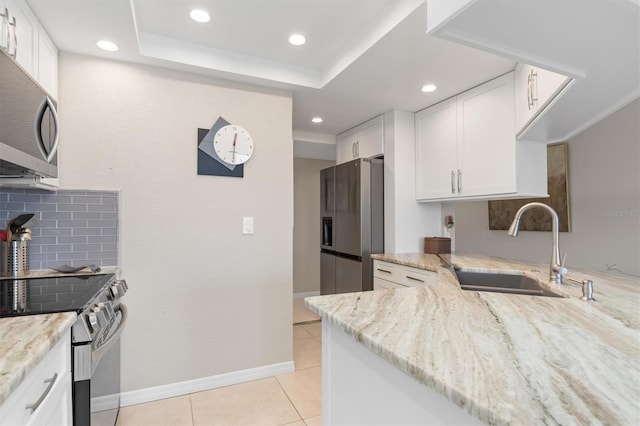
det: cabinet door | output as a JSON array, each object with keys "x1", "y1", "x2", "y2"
[
  {"x1": 356, "y1": 115, "x2": 384, "y2": 159},
  {"x1": 415, "y1": 97, "x2": 458, "y2": 200},
  {"x1": 6, "y1": 0, "x2": 38, "y2": 77},
  {"x1": 516, "y1": 63, "x2": 571, "y2": 136},
  {"x1": 37, "y1": 23, "x2": 57, "y2": 99},
  {"x1": 457, "y1": 73, "x2": 516, "y2": 197},
  {"x1": 336, "y1": 130, "x2": 358, "y2": 165}
]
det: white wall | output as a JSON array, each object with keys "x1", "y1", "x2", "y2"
[
  {"x1": 58, "y1": 53, "x2": 294, "y2": 392},
  {"x1": 293, "y1": 158, "x2": 334, "y2": 294},
  {"x1": 454, "y1": 99, "x2": 640, "y2": 276},
  {"x1": 384, "y1": 110, "x2": 442, "y2": 253}
]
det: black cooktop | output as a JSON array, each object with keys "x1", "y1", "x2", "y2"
[{"x1": 0, "y1": 274, "x2": 114, "y2": 317}]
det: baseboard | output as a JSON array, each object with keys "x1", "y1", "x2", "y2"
[
  {"x1": 293, "y1": 291, "x2": 320, "y2": 299},
  {"x1": 119, "y1": 361, "x2": 295, "y2": 407}
]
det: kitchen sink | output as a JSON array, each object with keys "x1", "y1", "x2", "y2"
[{"x1": 454, "y1": 270, "x2": 562, "y2": 297}]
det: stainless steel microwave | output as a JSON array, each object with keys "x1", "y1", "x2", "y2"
[{"x1": 0, "y1": 48, "x2": 59, "y2": 178}]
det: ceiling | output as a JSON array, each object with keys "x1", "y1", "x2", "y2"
[{"x1": 26, "y1": 0, "x2": 515, "y2": 149}]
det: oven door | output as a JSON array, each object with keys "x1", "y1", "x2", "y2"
[{"x1": 73, "y1": 303, "x2": 128, "y2": 426}]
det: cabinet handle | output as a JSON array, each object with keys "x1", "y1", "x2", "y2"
[
  {"x1": 25, "y1": 373, "x2": 58, "y2": 414},
  {"x1": 9, "y1": 15, "x2": 16, "y2": 59},
  {"x1": 356, "y1": 141, "x2": 359, "y2": 157},
  {"x1": 377, "y1": 268, "x2": 392, "y2": 274},
  {"x1": 352, "y1": 142, "x2": 356, "y2": 158},
  {"x1": 451, "y1": 170, "x2": 455, "y2": 194},
  {"x1": 35, "y1": 96, "x2": 60, "y2": 163},
  {"x1": 457, "y1": 169, "x2": 462, "y2": 193},
  {"x1": 406, "y1": 275, "x2": 424, "y2": 283},
  {"x1": 1, "y1": 8, "x2": 9, "y2": 52},
  {"x1": 528, "y1": 69, "x2": 538, "y2": 109}
]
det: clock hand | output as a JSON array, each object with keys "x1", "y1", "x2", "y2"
[{"x1": 232, "y1": 133, "x2": 238, "y2": 163}]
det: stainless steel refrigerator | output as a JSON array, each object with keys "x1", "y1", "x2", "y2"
[{"x1": 320, "y1": 158, "x2": 384, "y2": 294}]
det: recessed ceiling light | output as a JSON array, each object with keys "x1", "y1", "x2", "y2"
[
  {"x1": 312, "y1": 117, "x2": 323, "y2": 124},
  {"x1": 421, "y1": 84, "x2": 437, "y2": 93},
  {"x1": 190, "y1": 9, "x2": 210, "y2": 23},
  {"x1": 96, "y1": 40, "x2": 119, "y2": 52},
  {"x1": 289, "y1": 34, "x2": 306, "y2": 46}
]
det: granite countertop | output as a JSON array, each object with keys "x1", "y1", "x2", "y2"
[
  {"x1": 0, "y1": 312, "x2": 77, "y2": 406},
  {"x1": 305, "y1": 252, "x2": 640, "y2": 425}
]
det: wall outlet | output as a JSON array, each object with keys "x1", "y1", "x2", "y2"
[{"x1": 243, "y1": 217, "x2": 254, "y2": 234}]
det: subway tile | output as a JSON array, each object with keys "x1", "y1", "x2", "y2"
[
  {"x1": 40, "y1": 195, "x2": 72, "y2": 204},
  {"x1": 33, "y1": 237, "x2": 57, "y2": 245},
  {"x1": 100, "y1": 243, "x2": 117, "y2": 252},
  {"x1": 73, "y1": 228, "x2": 102, "y2": 236},
  {"x1": 100, "y1": 213, "x2": 117, "y2": 221},
  {"x1": 58, "y1": 252, "x2": 89, "y2": 261},
  {"x1": 58, "y1": 204, "x2": 88, "y2": 212},
  {"x1": 8, "y1": 193, "x2": 42, "y2": 203},
  {"x1": 73, "y1": 243, "x2": 102, "y2": 252},
  {"x1": 99, "y1": 195, "x2": 118, "y2": 204},
  {"x1": 88, "y1": 204, "x2": 116, "y2": 212},
  {"x1": 4, "y1": 202, "x2": 26, "y2": 211},
  {"x1": 36, "y1": 220, "x2": 58, "y2": 228},
  {"x1": 73, "y1": 212, "x2": 101, "y2": 220},
  {"x1": 41, "y1": 212, "x2": 73, "y2": 221},
  {"x1": 55, "y1": 190, "x2": 87, "y2": 196},
  {"x1": 25, "y1": 203, "x2": 57, "y2": 211},
  {"x1": 58, "y1": 236, "x2": 88, "y2": 244},
  {"x1": 44, "y1": 244, "x2": 72, "y2": 253},
  {"x1": 58, "y1": 220, "x2": 88, "y2": 228},
  {"x1": 101, "y1": 228, "x2": 117, "y2": 236},
  {"x1": 88, "y1": 220, "x2": 116, "y2": 228},
  {"x1": 42, "y1": 228, "x2": 72, "y2": 237},
  {"x1": 74, "y1": 196, "x2": 101, "y2": 204},
  {"x1": 88, "y1": 236, "x2": 117, "y2": 244}
]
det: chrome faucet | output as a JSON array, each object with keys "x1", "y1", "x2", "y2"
[{"x1": 507, "y1": 202, "x2": 567, "y2": 283}]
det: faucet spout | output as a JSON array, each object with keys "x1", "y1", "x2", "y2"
[{"x1": 507, "y1": 202, "x2": 566, "y2": 283}]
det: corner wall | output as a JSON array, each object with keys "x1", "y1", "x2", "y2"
[
  {"x1": 57, "y1": 53, "x2": 294, "y2": 392},
  {"x1": 293, "y1": 158, "x2": 335, "y2": 294},
  {"x1": 453, "y1": 99, "x2": 640, "y2": 276}
]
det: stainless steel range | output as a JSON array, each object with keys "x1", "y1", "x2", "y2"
[{"x1": 0, "y1": 273, "x2": 128, "y2": 426}]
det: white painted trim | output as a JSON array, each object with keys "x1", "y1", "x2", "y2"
[
  {"x1": 119, "y1": 361, "x2": 295, "y2": 407},
  {"x1": 293, "y1": 291, "x2": 320, "y2": 299}
]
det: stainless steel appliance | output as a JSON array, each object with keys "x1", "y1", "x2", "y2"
[
  {"x1": 0, "y1": 273, "x2": 128, "y2": 425},
  {"x1": 320, "y1": 158, "x2": 383, "y2": 294},
  {"x1": 0, "y1": 48, "x2": 59, "y2": 178}
]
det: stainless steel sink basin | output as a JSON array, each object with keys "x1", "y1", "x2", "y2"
[{"x1": 455, "y1": 270, "x2": 562, "y2": 297}]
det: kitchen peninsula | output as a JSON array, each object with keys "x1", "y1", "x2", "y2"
[{"x1": 305, "y1": 253, "x2": 640, "y2": 425}]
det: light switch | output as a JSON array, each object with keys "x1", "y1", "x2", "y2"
[{"x1": 243, "y1": 217, "x2": 254, "y2": 234}]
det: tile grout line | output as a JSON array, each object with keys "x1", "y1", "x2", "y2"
[
  {"x1": 188, "y1": 393, "x2": 196, "y2": 426},
  {"x1": 274, "y1": 372, "x2": 306, "y2": 425}
]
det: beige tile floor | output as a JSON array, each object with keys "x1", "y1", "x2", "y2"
[
  {"x1": 116, "y1": 302, "x2": 322, "y2": 426},
  {"x1": 293, "y1": 298, "x2": 321, "y2": 324}
]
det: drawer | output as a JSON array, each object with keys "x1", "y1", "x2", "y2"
[
  {"x1": 373, "y1": 260, "x2": 402, "y2": 282},
  {"x1": 374, "y1": 277, "x2": 407, "y2": 290},
  {"x1": 0, "y1": 329, "x2": 71, "y2": 426},
  {"x1": 400, "y1": 266, "x2": 437, "y2": 287}
]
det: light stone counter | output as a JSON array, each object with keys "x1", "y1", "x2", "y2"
[
  {"x1": 0, "y1": 312, "x2": 77, "y2": 405},
  {"x1": 305, "y1": 252, "x2": 640, "y2": 425}
]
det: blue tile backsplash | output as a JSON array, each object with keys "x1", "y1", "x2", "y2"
[{"x1": 0, "y1": 189, "x2": 119, "y2": 270}]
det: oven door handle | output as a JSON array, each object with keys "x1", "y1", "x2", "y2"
[{"x1": 92, "y1": 303, "x2": 128, "y2": 366}]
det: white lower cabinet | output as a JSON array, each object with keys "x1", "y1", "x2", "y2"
[
  {"x1": 373, "y1": 260, "x2": 437, "y2": 290},
  {"x1": 0, "y1": 329, "x2": 72, "y2": 426}
]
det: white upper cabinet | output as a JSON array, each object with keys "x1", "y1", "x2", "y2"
[
  {"x1": 0, "y1": 0, "x2": 58, "y2": 99},
  {"x1": 515, "y1": 63, "x2": 572, "y2": 139},
  {"x1": 4, "y1": 0, "x2": 38, "y2": 76},
  {"x1": 416, "y1": 72, "x2": 548, "y2": 202},
  {"x1": 426, "y1": 0, "x2": 639, "y2": 143},
  {"x1": 336, "y1": 115, "x2": 384, "y2": 165},
  {"x1": 37, "y1": 23, "x2": 58, "y2": 99}
]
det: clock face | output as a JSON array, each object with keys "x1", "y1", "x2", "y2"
[{"x1": 213, "y1": 125, "x2": 254, "y2": 165}]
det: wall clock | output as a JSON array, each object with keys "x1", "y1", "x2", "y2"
[{"x1": 213, "y1": 125, "x2": 254, "y2": 165}]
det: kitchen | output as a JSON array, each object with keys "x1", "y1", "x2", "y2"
[{"x1": 1, "y1": 0, "x2": 639, "y2": 425}]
